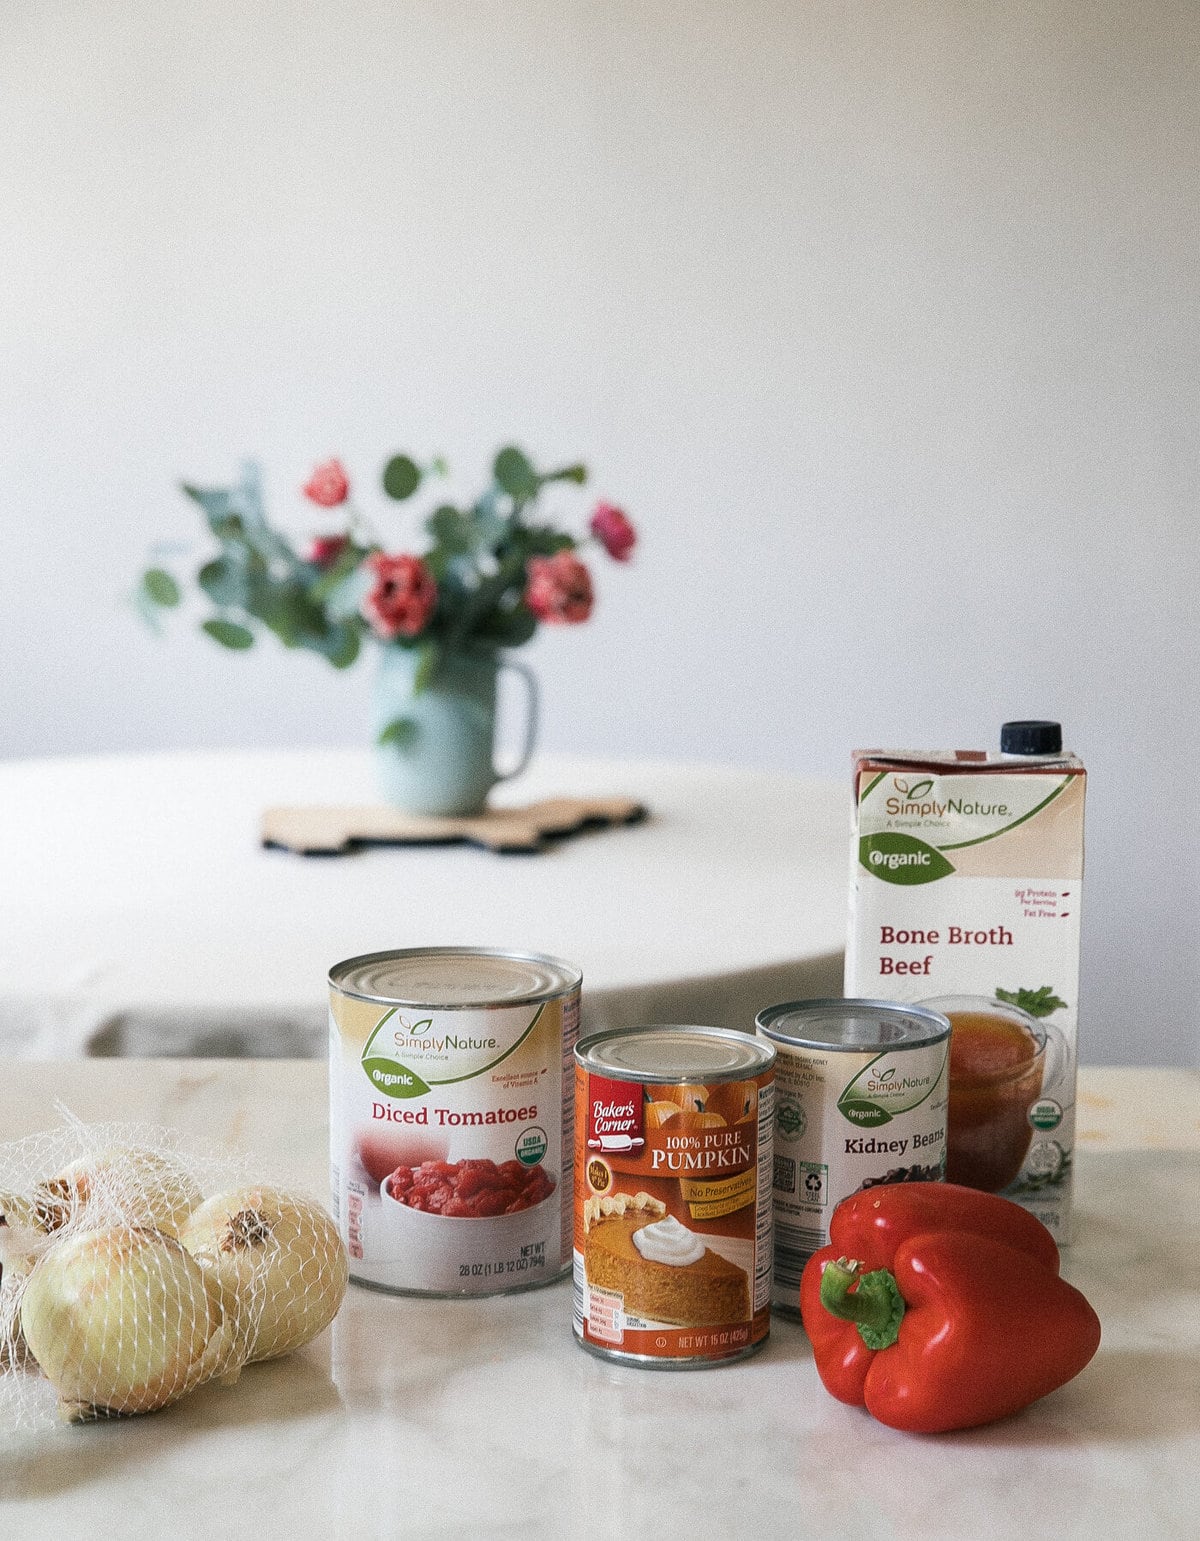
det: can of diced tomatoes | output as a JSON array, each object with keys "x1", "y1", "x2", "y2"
[
  {"x1": 573, "y1": 1025, "x2": 775, "y2": 1367},
  {"x1": 756, "y1": 998, "x2": 950, "y2": 1317},
  {"x1": 329, "y1": 947, "x2": 581, "y2": 1296}
]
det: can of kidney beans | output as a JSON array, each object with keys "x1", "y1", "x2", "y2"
[
  {"x1": 756, "y1": 998, "x2": 950, "y2": 1317},
  {"x1": 329, "y1": 947, "x2": 581, "y2": 1295},
  {"x1": 573, "y1": 1025, "x2": 776, "y2": 1367}
]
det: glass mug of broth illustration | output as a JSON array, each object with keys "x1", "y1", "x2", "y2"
[{"x1": 921, "y1": 995, "x2": 1068, "y2": 1192}]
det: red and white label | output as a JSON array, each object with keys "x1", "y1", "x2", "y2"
[{"x1": 586, "y1": 1075, "x2": 644, "y2": 1151}]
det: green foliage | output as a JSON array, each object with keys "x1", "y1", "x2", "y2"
[
  {"x1": 412, "y1": 641, "x2": 439, "y2": 695},
  {"x1": 140, "y1": 444, "x2": 604, "y2": 671},
  {"x1": 382, "y1": 455, "x2": 422, "y2": 501},
  {"x1": 142, "y1": 568, "x2": 181, "y2": 607},
  {"x1": 377, "y1": 716, "x2": 418, "y2": 748},
  {"x1": 202, "y1": 618, "x2": 255, "y2": 650},
  {"x1": 494, "y1": 446, "x2": 539, "y2": 500}
]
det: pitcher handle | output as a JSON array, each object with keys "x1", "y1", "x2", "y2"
[
  {"x1": 1040, "y1": 1016, "x2": 1071, "y2": 1099},
  {"x1": 493, "y1": 656, "x2": 539, "y2": 784}
]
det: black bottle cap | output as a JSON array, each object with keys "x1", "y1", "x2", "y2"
[{"x1": 1000, "y1": 720, "x2": 1063, "y2": 755}]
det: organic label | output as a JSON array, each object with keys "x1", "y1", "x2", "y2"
[
  {"x1": 836, "y1": 1049, "x2": 947, "y2": 1128},
  {"x1": 859, "y1": 833, "x2": 955, "y2": 885},
  {"x1": 361, "y1": 1058, "x2": 431, "y2": 1098}
]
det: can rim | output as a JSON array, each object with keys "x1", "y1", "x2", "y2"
[
  {"x1": 329, "y1": 946, "x2": 582, "y2": 1009},
  {"x1": 575, "y1": 1023, "x2": 775, "y2": 1082},
  {"x1": 755, "y1": 997, "x2": 951, "y2": 1049}
]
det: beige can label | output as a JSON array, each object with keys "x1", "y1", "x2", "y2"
[
  {"x1": 769, "y1": 1039, "x2": 947, "y2": 1309},
  {"x1": 330, "y1": 987, "x2": 578, "y2": 1293}
]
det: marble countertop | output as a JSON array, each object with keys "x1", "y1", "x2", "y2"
[{"x1": 2, "y1": 1060, "x2": 1197, "y2": 1540}]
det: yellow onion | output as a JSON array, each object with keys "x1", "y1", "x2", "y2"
[
  {"x1": 34, "y1": 1147, "x2": 203, "y2": 1237},
  {"x1": 179, "y1": 1186, "x2": 348, "y2": 1362},
  {"x1": 0, "y1": 1190, "x2": 39, "y2": 1234},
  {"x1": 0, "y1": 1194, "x2": 41, "y2": 1367},
  {"x1": 19, "y1": 1225, "x2": 239, "y2": 1421}
]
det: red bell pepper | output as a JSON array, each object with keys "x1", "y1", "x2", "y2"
[{"x1": 800, "y1": 1182, "x2": 1100, "y2": 1433}]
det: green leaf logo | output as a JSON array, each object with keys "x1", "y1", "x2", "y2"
[
  {"x1": 837, "y1": 1048, "x2": 946, "y2": 1124},
  {"x1": 859, "y1": 833, "x2": 955, "y2": 885},
  {"x1": 893, "y1": 776, "x2": 935, "y2": 799},
  {"x1": 836, "y1": 1098, "x2": 891, "y2": 1128},
  {"x1": 361, "y1": 1058, "x2": 431, "y2": 1099}
]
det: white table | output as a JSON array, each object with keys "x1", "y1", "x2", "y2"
[
  {"x1": 0, "y1": 750, "x2": 846, "y2": 1058},
  {"x1": 0, "y1": 1060, "x2": 1195, "y2": 1540}
]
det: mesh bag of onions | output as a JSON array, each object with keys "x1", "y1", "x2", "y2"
[{"x1": 0, "y1": 1112, "x2": 347, "y2": 1427}]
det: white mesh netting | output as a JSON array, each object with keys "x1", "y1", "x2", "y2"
[{"x1": 0, "y1": 1109, "x2": 348, "y2": 1429}]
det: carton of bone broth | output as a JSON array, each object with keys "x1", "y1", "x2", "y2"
[{"x1": 845, "y1": 724, "x2": 1085, "y2": 1240}]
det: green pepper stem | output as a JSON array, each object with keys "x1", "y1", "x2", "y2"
[{"x1": 819, "y1": 1255, "x2": 906, "y2": 1350}]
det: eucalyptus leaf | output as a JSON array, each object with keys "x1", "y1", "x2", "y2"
[
  {"x1": 308, "y1": 544, "x2": 364, "y2": 602},
  {"x1": 543, "y1": 463, "x2": 587, "y2": 486},
  {"x1": 251, "y1": 584, "x2": 327, "y2": 648},
  {"x1": 426, "y1": 504, "x2": 474, "y2": 553},
  {"x1": 317, "y1": 624, "x2": 361, "y2": 670},
  {"x1": 413, "y1": 640, "x2": 440, "y2": 695},
  {"x1": 182, "y1": 482, "x2": 238, "y2": 534},
  {"x1": 142, "y1": 568, "x2": 181, "y2": 607},
  {"x1": 202, "y1": 618, "x2": 255, "y2": 650},
  {"x1": 477, "y1": 603, "x2": 537, "y2": 647},
  {"x1": 324, "y1": 563, "x2": 373, "y2": 623},
  {"x1": 378, "y1": 715, "x2": 419, "y2": 749},
  {"x1": 493, "y1": 446, "x2": 538, "y2": 499},
  {"x1": 519, "y1": 525, "x2": 576, "y2": 558},
  {"x1": 383, "y1": 455, "x2": 422, "y2": 501},
  {"x1": 197, "y1": 557, "x2": 248, "y2": 608}
]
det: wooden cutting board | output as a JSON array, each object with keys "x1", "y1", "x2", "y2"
[{"x1": 261, "y1": 796, "x2": 648, "y2": 855}]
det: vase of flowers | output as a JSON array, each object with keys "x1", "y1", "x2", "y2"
[{"x1": 138, "y1": 446, "x2": 636, "y2": 815}]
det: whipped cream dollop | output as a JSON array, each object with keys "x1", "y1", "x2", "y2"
[{"x1": 632, "y1": 1213, "x2": 705, "y2": 1268}]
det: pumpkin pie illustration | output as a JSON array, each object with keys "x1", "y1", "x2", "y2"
[{"x1": 583, "y1": 1190, "x2": 750, "y2": 1326}]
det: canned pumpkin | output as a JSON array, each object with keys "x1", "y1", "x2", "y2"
[{"x1": 573, "y1": 1025, "x2": 775, "y2": 1367}]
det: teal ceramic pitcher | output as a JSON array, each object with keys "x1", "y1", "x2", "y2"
[{"x1": 372, "y1": 646, "x2": 538, "y2": 816}]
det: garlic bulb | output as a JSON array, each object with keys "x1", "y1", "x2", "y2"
[
  {"x1": 180, "y1": 1187, "x2": 348, "y2": 1363},
  {"x1": 33, "y1": 1146, "x2": 203, "y2": 1237},
  {"x1": 19, "y1": 1225, "x2": 239, "y2": 1421}
]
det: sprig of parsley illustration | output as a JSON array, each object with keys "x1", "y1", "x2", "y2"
[{"x1": 995, "y1": 985, "x2": 1068, "y2": 1018}]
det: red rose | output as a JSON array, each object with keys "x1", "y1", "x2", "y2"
[
  {"x1": 589, "y1": 501, "x2": 636, "y2": 562},
  {"x1": 361, "y1": 553, "x2": 438, "y2": 639},
  {"x1": 525, "y1": 551, "x2": 594, "y2": 625},
  {"x1": 303, "y1": 458, "x2": 350, "y2": 507},
  {"x1": 306, "y1": 533, "x2": 350, "y2": 569}
]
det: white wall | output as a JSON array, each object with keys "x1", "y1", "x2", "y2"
[{"x1": 2, "y1": 1, "x2": 1196, "y2": 1065}]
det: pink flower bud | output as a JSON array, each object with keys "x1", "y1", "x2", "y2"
[
  {"x1": 589, "y1": 502, "x2": 636, "y2": 562},
  {"x1": 303, "y1": 458, "x2": 350, "y2": 507},
  {"x1": 525, "y1": 551, "x2": 594, "y2": 625},
  {"x1": 306, "y1": 533, "x2": 351, "y2": 569},
  {"x1": 361, "y1": 553, "x2": 438, "y2": 639}
]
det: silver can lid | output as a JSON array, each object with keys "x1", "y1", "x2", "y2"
[
  {"x1": 329, "y1": 947, "x2": 581, "y2": 1009},
  {"x1": 755, "y1": 998, "x2": 950, "y2": 1052},
  {"x1": 575, "y1": 1025, "x2": 775, "y2": 1084}
]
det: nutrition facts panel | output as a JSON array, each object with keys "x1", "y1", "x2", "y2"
[{"x1": 754, "y1": 1082, "x2": 775, "y2": 1311}]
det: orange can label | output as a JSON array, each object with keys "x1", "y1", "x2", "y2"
[{"x1": 572, "y1": 1063, "x2": 774, "y2": 1363}]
